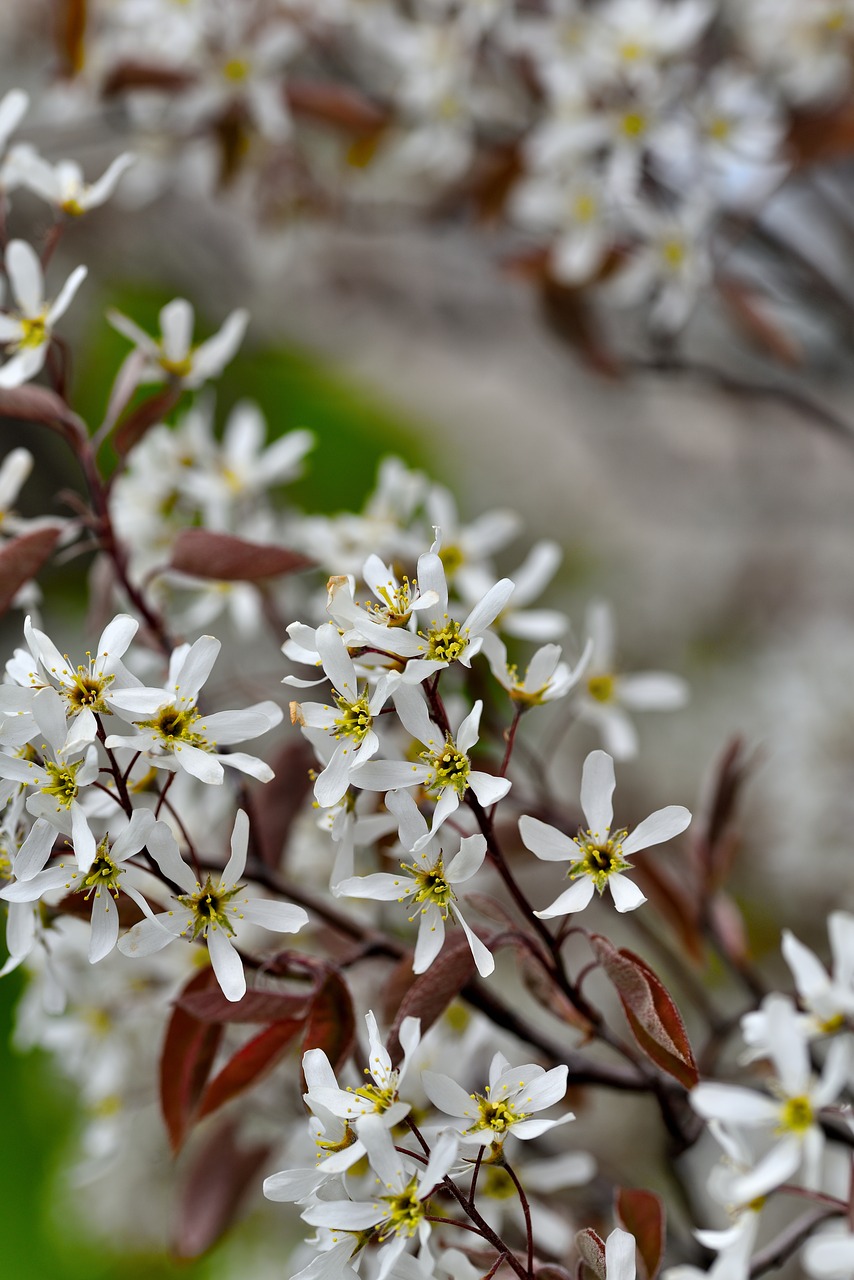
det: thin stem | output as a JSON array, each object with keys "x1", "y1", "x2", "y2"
[
  {"x1": 468, "y1": 1146, "x2": 484, "y2": 1208},
  {"x1": 502, "y1": 1159, "x2": 534, "y2": 1278}
]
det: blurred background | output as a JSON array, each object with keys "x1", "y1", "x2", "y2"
[{"x1": 3, "y1": 1, "x2": 854, "y2": 1275}]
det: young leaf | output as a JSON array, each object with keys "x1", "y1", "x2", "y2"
[
  {"x1": 303, "y1": 971, "x2": 355, "y2": 1074},
  {"x1": 590, "y1": 936, "x2": 699, "y2": 1089},
  {"x1": 616, "y1": 1187, "x2": 665, "y2": 1280},
  {"x1": 0, "y1": 526, "x2": 62, "y2": 616},
  {"x1": 575, "y1": 1228, "x2": 606, "y2": 1280},
  {"x1": 160, "y1": 968, "x2": 224, "y2": 1153},
  {"x1": 178, "y1": 987, "x2": 310, "y2": 1025},
  {"x1": 198, "y1": 1018, "x2": 304, "y2": 1119},
  {"x1": 387, "y1": 933, "x2": 476, "y2": 1065},
  {"x1": 173, "y1": 1117, "x2": 272, "y2": 1258},
  {"x1": 169, "y1": 529, "x2": 313, "y2": 581},
  {"x1": 114, "y1": 383, "x2": 183, "y2": 456},
  {"x1": 0, "y1": 384, "x2": 85, "y2": 445}
]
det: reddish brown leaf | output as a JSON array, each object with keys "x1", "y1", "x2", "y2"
[
  {"x1": 718, "y1": 280, "x2": 802, "y2": 368},
  {"x1": 539, "y1": 277, "x2": 620, "y2": 377},
  {"x1": 789, "y1": 101, "x2": 854, "y2": 166},
  {"x1": 198, "y1": 1018, "x2": 303, "y2": 1119},
  {"x1": 387, "y1": 933, "x2": 476, "y2": 1064},
  {"x1": 0, "y1": 526, "x2": 63, "y2": 616},
  {"x1": 160, "y1": 968, "x2": 224, "y2": 1152},
  {"x1": 102, "y1": 61, "x2": 195, "y2": 97},
  {"x1": 287, "y1": 80, "x2": 388, "y2": 133},
  {"x1": 169, "y1": 528, "x2": 313, "y2": 582},
  {"x1": 694, "y1": 737, "x2": 752, "y2": 894},
  {"x1": 536, "y1": 1268, "x2": 574, "y2": 1280},
  {"x1": 303, "y1": 971, "x2": 356, "y2": 1074},
  {"x1": 591, "y1": 936, "x2": 699, "y2": 1090},
  {"x1": 575, "y1": 1228, "x2": 606, "y2": 1280},
  {"x1": 249, "y1": 739, "x2": 316, "y2": 868},
  {"x1": 114, "y1": 384, "x2": 183, "y2": 456},
  {"x1": 173, "y1": 1118, "x2": 272, "y2": 1258},
  {"x1": 179, "y1": 987, "x2": 310, "y2": 1025},
  {"x1": 55, "y1": 0, "x2": 87, "y2": 75},
  {"x1": 0, "y1": 384, "x2": 85, "y2": 445},
  {"x1": 616, "y1": 1187, "x2": 664, "y2": 1280}
]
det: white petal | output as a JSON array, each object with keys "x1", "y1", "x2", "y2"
[
  {"x1": 462, "y1": 578, "x2": 514, "y2": 638},
  {"x1": 222, "y1": 808, "x2": 249, "y2": 883},
  {"x1": 316, "y1": 624, "x2": 358, "y2": 701},
  {"x1": 535, "y1": 877, "x2": 595, "y2": 918},
  {"x1": 727, "y1": 1136, "x2": 802, "y2": 1204},
  {"x1": 159, "y1": 298, "x2": 194, "y2": 362},
  {"x1": 519, "y1": 815, "x2": 575, "y2": 862},
  {"x1": 351, "y1": 761, "x2": 430, "y2": 791},
  {"x1": 117, "y1": 913, "x2": 183, "y2": 957},
  {"x1": 580, "y1": 749, "x2": 615, "y2": 836},
  {"x1": 447, "y1": 834, "x2": 487, "y2": 884},
  {"x1": 617, "y1": 672, "x2": 688, "y2": 710},
  {"x1": 523, "y1": 1064, "x2": 569, "y2": 1112},
  {"x1": 6, "y1": 239, "x2": 43, "y2": 315},
  {"x1": 384, "y1": 787, "x2": 428, "y2": 851},
  {"x1": 200, "y1": 702, "x2": 281, "y2": 745},
  {"x1": 239, "y1": 898, "x2": 308, "y2": 933},
  {"x1": 14, "y1": 818, "x2": 56, "y2": 880},
  {"x1": 608, "y1": 873, "x2": 647, "y2": 913},
  {"x1": 450, "y1": 906, "x2": 494, "y2": 976},
  {"x1": 174, "y1": 635, "x2": 220, "y2": 701},
  {"x1": 456, "y1": 700, "x2": 483, "y2": 755},
  {"x1": 605, "y1": 1228, "x2": 637, "y2": 1280},
  {"x1": 147, "y1": 820, "x2": 197, "y2": 892},
  {"x1": 421, "y1": 1070, "x2": 475, "y2": 1118},
  {"x1": 621, "y1": 806, "x2": 691, "y2": 856},
  {"x1": 88, "y1": 891, "x2": 119, "y2": 963},
  {"x1": 178, "y1": 744, "x2": 224, "y2": 785},
  {"x1": 218, "y1": 750, "x2": 272, "y2": 782},
  {"x1": 803, "y1": 1236, "x2": 854, "y2": 1279},
  {"x1": 190, "y1": 309, "x2": 248, "y2": 382},
  {"x1": 413, "y1": 906, "x2": 445, "y2": 973},
  {"x1": 469, "y1": 771, "x2": 511, "y2": 808},
  {"x1": 690, "y1": 1083, "x2": 779, "y2": 1127},
  {"x1": 47, "y1": 264, "x2": 87, "y2": 325},
  {"x1": 207, "y1": 926, "x2": 246, "y2": 1002}
]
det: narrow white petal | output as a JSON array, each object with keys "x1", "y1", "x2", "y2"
[
  {"x1": 580, "y1": 749, "x2": 615, "y2": 836},
  {"x1": 222, "y1": 808, "x2": 249, "y2": 883},
  {"x1": 605, "y1": 1227, "x2": 637, "y2": 1280},
  {"x1": 621, "y1": 806, "x2": 691, "y2": 856},
  {"x1": 608, "y1": 873, "x2": 647, "y2": 913},
  {"x1": 468, "y1": 771, "x2": 511, "y2": 807},
  {"x1": 519, "y1": 815, "x2": 575, "y2": 862},
  {"x1": 413, "y1": 906, "x2": 445, "y2": 973},
  {"x1": 535, "y1": 877, "x2": 595, "y2": 918},
  {"x1": 421, "y1": 1070, "x2": 475, "y2": 1118},
  {"x1": 6, "y1": 239, "x2": 43, "y2": 315},
  {"x1": 47, "y1": 264, "x2": 87, "y2": 325},
  {"x1": 88, "y1": 891, "x2": 119, "y2": 963},
  {"x1": 207, "y1": 926, "x2": 246, "y2": 1002},
  {"x1": 239, "y1": 898, "x2": 308, "y2": 934}
]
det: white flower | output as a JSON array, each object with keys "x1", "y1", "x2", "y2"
[
  {"x1": 117, "y1": 810, "x2": 308, "y2": 1001},
  {"x1": 0, "y1": 240, "x2": 86, "y2": 387},
  {"x1": 803, "y1": 1228, "x2": 854, "y2": 1279},
  {"x1": 354, "y1": 685, "x2": 511, "y2": 847},
  {"x1": 691, "y1": 994, "x2": 851, "y2": 1203},
  {"x1": 481, "y1": 632, "x2": 591, "y2": 706},
  {"x1": 287, "y1": 623, "x2": 394, "y2": 807},
  {"x1": 422, "y1": 1051, "x2": 573, "y2": 1150},
  {"x1": 301, "y1": 1009, "x2": 421, "y2": 1130},
  {"x1": 605, "y1": 199, "x2": 714, "y2": 332},
  {"x1": 107, "y1": 297, "x2": 248, "y2": 389},
  {"x1": 576, "y1": 600, "x2": 688, "y2": 759},
  {"x1": 301, "y1": 1116, "x2": 459, "y2": 1279},
  {"x1": 105, "y1": 634, "x2": 282, "y2": 784},
  {"x1": 520, "y1": 749, "x2": 691, "y2": 916},
  {"x1": 0, "y1": 687, "x2": 98, "y2": 870},
  {"x1": 7, "y1": 613, "x2": 141, "y2": 748},
  {"x1": 335, "y1": 788, "x2": 494, "y2": 976},
  {"x1": 0, "y1": 809, "x2": 156, "y2": 964},
  {"x1": 5, "y1": 147, "x2": 135, "y2": 215},
  {"x1": 742, "y1": 912, "x2": 854, "y2": 1056}
]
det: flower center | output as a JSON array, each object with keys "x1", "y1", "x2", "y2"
[
  {"x1": 586, "y1": 673, "x2": 615, "y2": 703},
  {"x1": 779, "y1": 1095, "x2": 814, "y2": 1135},
  {"x1": 316, "y1": 1123, "x2": 357, "y2": 1157},
  {"x1": 19, "y1": 313, "x2": 48, "y2": 349},
  {"x1": 42, "y1": 759, "x2": 81, "y2": 807},
  {"x1": 570, "y1": 829, "x2": 630, "y2": 892},
  {"x1": 470, "y1": 1091, "x2": 527, "y2": 1137},
  {"x1": 425, "y1": 739, "x2": 470, "y2": 795},
  {"x1": 143, "y1": 704, "x2": 206, "y2": 748},
  {"x1": 368, "y1": 576, "x2": 418, "y2": 626},
  {"x1": 424, "y1": 620, "x2": 468, "y2": 664},
  {"x1": 662, "y1": 238, "x2": 687, "y2": 270},
  {"x1": 402, "y1": 855, "x2": 454, "y2": 916},
  {"x1": 378, "y1": 1178, "x2": 427, "y2": 1240},
  {"x1": 178, "y1": 875, "x2": 241, "y2": 938},
  {"x1": 159, "y1": 352, "x2": 194, "y2": 378},
  {"x1": 65, "y1": 655, "x2": 113, "y2": 714},
  {"x1": 620, "y1": 110, "x2": 647, "y2": 138},
  {"x1": 333, "y1": 695, "x2": 372, "y2": 743},
  {"x1": 438, "y1": 543, "x2": 464, "y2": 577},
  {"x1": 82, "y1": 845, "x2": 122, "y2": 899}
]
